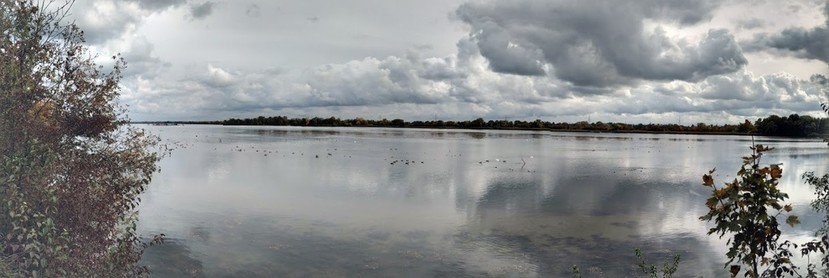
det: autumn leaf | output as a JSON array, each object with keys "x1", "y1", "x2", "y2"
[
  {"x1": 714, "y1": 188, "x2": 728, "y2": 199},
  {"x1": 784, "y1": 204, "x2": 792, "y2": 212},
  {"x1": 770, "y1": 165, "x2": 782, "y2": 179},
  {"x1": 703, "y1": 174, "x2": 714, "y2": 186},
  {"x1": 786, "y1": 215, "x2": 800, "y2": 227},
  {"x1": 730, "y1": 265, "x2": 740, "y2": 277},
  {"x1": 706, "y1": 198, "x2": 718, "y2": 209}
]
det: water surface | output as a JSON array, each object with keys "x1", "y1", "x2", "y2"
[{"x1": 137, "y1": 125, "x2": 829, "y2": 277}]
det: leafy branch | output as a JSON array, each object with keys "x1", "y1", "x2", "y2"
[{"x1": 700, "y1": 145, "x2": 799, "y2": 277}]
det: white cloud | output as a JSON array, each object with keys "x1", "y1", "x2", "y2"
[
  {"x1": 205, "y1": 64, "x2": 236, "y2": 87},
  {"x1": 118, "y1": 46, "x2": 828, "y2": 123},
  {"x1": 61, "y1": 0, "x2": 829, "y2": 123}
]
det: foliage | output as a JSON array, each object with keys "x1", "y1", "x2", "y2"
[
  {"x1": 634, "y1": 248, "x2": 680, "y2": 278},
  {"x1": 797, "y1": 101, "x2": 829, "y2": 277},
  {"x1": 800, "y1": 235, "x2": 829, "y2": 278},
  {"x1": 571, "y1": 264, "x2": 580, "y2": 278},
  {"x1": 569, "y1": 249, "x2": 679, "y2": 277},
  {"x1": 802, "y1": 128, "x2": 829, "y2": 277},
  {"x1": 0, "y1": 250, "x2": 9, "y2": 277},
  {"x1": 700, "y1": 145, "x2": 800, "y2": 277},
  {"x1": 0, "y1": 0, "x2": 162, "y2": 276},
  {"x1": 804, "y1": 172, "x2": 829, "y2": 236}
]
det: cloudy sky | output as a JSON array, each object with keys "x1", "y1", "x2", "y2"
[{"x1": 67, "y1": 0, "x2": 829, "y2": 124}]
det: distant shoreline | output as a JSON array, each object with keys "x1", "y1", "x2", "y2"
[{"x1": 131, "y1": 121, "x2": 829, "y2": 138}]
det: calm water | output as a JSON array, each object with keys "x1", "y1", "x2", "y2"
[{"x1": 136, "y1": 125, "x2": 829, "y2": 277}]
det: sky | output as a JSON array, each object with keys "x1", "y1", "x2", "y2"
[{"x1": 66, "y1": 0, "x2": 829, "y2": 124}]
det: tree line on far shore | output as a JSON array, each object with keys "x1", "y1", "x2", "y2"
[{"x1": 217, "y1": 114, "x2": 829, "y2": 137}]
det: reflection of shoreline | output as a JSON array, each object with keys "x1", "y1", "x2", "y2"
[{"x1": 143, "y1": 124, "x2": 827, "y2": 144}]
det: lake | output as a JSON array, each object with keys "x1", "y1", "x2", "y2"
[{"x1": 136, "y1": 125, "x2": 829, "y2": 277}]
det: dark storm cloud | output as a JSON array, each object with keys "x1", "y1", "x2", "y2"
[
  {"x1": 756, "y1": 27, "x2": 829, "y2": 63},
  {"x1": 189, "y1": 1, "x2": 215, "y2": 20},
  {"x1": 746, "y1": 1, "x2": 829, "y2": 64},
  {"x1": 469, "y1": 21, "x2": 546, "y2": 76},
  {"x1": 455, "y1": 0, "x2": 747, "y2": 87}
]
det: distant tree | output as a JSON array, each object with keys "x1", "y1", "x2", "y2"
[
  {"x1": 353, "y1": 117, "x2": 366, "y2": 126},
  {"x1": 219, "y1": 113, "x2": 824, "y2": 137},
  {"x1": 471, "y1": 117, "x2": 485, "y2": 128},
  {"x1": 0, "y1": 1, "x2": 162, "y2": 276},
  {"x1": 752, "y1": 114, "x2": 827, "y2": 137},
  {"x1": 533, "y1": 119, "x2": 543, "y2": 128},
  {"x1": 390, "y1": 118, "x2": 405, "y2": 127}
]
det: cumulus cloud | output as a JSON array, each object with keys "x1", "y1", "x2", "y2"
[
  {"x1": 148, "y1": 59, "x2": 441, "y2": 117},
  {"x1": 746, "y1": 1, "x2": 829, "y2": 64},
  {"x1": 552, "y1": 74, "x2": 826, "y2": 125},
  {"x1": 70, "y1": 0, "x2": 186, "y2": 44},
  {"x1": 123, "y1": 0, "x2": 185, "y2": 11},
  {"x1": 204, "y1": 64, "x2": 236, "y2": 87},
  {"x1": 68, "y1": 0, "x2": 824, "y2": 123},
  {"x1": 188, "y1": 1, "x2": 216, "y2": 20},
  {"x1": 735, "y1": 18, "x2": 766, "y2": 30},
  {"x1": 455, "y1": 0, "x2": 747, "y2": 87},
  {"x1": 227, "y1": 55, "x2": 461, "y2": 108},
  {"x1": 119, "y1": 35, "x2": 171, "y2": 79},
  {"x1": 758, "y1": 28, "x2": 829, "y2": 63},
  {"x1": 697, "y1": 71, "x2": 820, "y2": 108},
  {"x1": 120, "y1": 41, "x2": 826, "y2": 123},
  {"x1": 72, "y1": 1, "x2": 143, "y2": 44}
]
